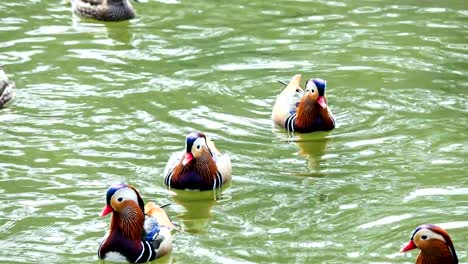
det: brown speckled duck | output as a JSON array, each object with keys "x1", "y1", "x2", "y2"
[
  {"x1": 71, "y1": 0, "x2": 137, "y2": 21},
  {"x1": 272, "y1": 74, "x2": 335, "y2": 133},
  {"x1": 163, "y1": 132, "x2": 232, "y2": 191},
  {"x1": 400, "y1": 224, "x2": 458, "y2": 264},
  {"x1": 0, "y1": 65, "x2": 14, "y2": 108}
]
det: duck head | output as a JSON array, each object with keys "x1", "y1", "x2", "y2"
[
  {"x1": 401, "y1": 224, "x2": 458, "y2": 264},
  {"x1": 293, "y1": 78, "x2": 334, "y2": 132},
  {"x1": 303, "y1": 78, "x2": 328, "y2": 109},
  {"x1": 100, "y1": 183, "x2": 145, "y2": 217},
  {"x1": 182, "y1": 132, "x2": 212, "y2": 166},
  {"x1": 100, "y1": 184, "x2": 146, "y2": 241}
]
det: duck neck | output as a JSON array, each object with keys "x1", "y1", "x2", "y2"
[
  {"x1": 194, "y1": 153, "x2": 218, "y2": 179},
  {"x1": 175, "y1": 152, "x2": 218, "y2": 183},
  {"x1": 294, "y1": 97, "x2": 332, "y2": 131},
  {"x1": 109, "y1": 209, "x2": 144, "y2": 241},
  {"x1": 417, "y1": 242, "x2": 458, "y2": 264}
]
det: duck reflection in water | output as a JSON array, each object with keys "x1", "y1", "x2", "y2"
[
  {"x1": 70, "y1": 6, "x2": 133, "y2": 46},
  {"x1": 168, "y1": 189, "x2": 220, "y2": 234},
  {"x1": 103, "y1": 21, "x2": 133, "y2": 45},
  {"x1": 295, "y1": 133, "x2": 330, "y2": 174},
  {"x1": 273, "y1": 124, "x2": 331, "y2": 176}
]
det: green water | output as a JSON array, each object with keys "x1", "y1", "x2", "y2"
[{"x1": 0, "y1": 0, "x2": 467, "y2": 263}]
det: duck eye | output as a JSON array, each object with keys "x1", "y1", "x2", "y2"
[
  {"x1": 421, "y1": 235, "x2": 428, "y2": 240},
  {"x1": 117, "y1": 197, "x2": 123, "y2": 202},
  {"x1": 196, "y1": 144, "x2": 201, "y2": 150}
]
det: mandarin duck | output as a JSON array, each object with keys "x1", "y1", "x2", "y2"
[
  {"x1": 98, "y1": 184, "x2": 175, "y2": 263},
  {"x1": 71, "y1": 0, "x2": 137, "y2": 21},
  {"x1": 164, "y1": 132, "x2": 232, "y2": 191},
  {"x1": 272, "y1": 74, "x2": 335, "y2": 133},
  {"x1": 400, "y1": 224, "x2": 458, "y2": 264},
  {"x1": 0, "y1": 65, "x2": 14, "y2": 108}
]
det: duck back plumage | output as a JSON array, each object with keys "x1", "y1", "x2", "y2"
[
  {"x1": 0, "y1": 66, "x2": 14, "y2": 108},
  {"x1": 71, "y1": 0, "x2": 136, "y2": 21}
]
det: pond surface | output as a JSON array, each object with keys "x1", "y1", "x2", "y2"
[{"x1": 0, "y1": 0, "x2": 467, "y2": 263}]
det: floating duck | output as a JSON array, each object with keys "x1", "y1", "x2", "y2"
[
  {"x1": 71, "y1": 0, "x2": 137, "y2": 21},
  {"x1": 164, "y1": 132, "x2": 232, "y2": 191},
  {"x1": 272, "y1": 74, "x2": 335, "y2": 133},
  {"x1": 400, "y1": 224, "x2": 458, "y2": 264},
  {"x1": 0, "y1": 65, "x2": 14, "y2": 108},
  {"x1": 98, "y1": 183, "x2": 174, "y2": 263}
]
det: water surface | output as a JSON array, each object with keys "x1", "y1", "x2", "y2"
[{"x1": 0, "y1": 0, "x2": 467, "y2": 263}]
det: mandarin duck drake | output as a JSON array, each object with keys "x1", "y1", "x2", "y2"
[
  {"x1": 400, "y1": 224, "x2": 458, "y2": 264},
  {"x1": 272, "y1": 74, "x2": 335, "y2": 133},
  {"x1": 71, "y1": 0, "x2": 137, "y2": 21},
  {"x1": 164, "y1": 132, "x2": 232, "y2": 191},
  {"x1": 98, "y1": 184, "x2": 175, "y2": 263},
  {"x1": 0, "y1": 65, "x2": 14, "y2": 108}
]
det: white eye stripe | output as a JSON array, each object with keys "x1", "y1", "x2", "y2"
[
  {"x1": 113, "y1": 187, "x2": 138, "y2": 203},
  {"x1": 193, "y1": 138, "x2": 207, "y2": 150},
  {"x1": 415, "y1": 229, "x2": 446, "y2": 243},
  {"x1": 305, "y1": 81, "x2": 318, "y2": 91}
]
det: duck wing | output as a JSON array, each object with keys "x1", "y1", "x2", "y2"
[
  {"x1": 144, "y1": 202, "x2": 174, "y2": 229},
  {"x1": 0, "y1": 80, "x2": 14, "y2": 107},
  {"x1": 272, "y1": 74, "x2": 304, "y2": 128},
  {"x1": 215, "y1": 153, "x2": 231, "y2": 184},
  {"x1": 206, "y1": 136, "x2": 232, "y2": 184},
  {"x1": 144, "y1": 202, "x2": 174, "y2": 258},
  {"x1": 163, "y1": 150, "x2": 183, "y2": 178}
]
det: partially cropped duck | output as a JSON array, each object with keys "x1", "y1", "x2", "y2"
[
  {"x1": 400, "y1": 224, "x2": 458, "y2": 264},
  {"x1": 71, "y1": 0, "x2": 137, "y2": 21},
  {"x1": 98, "y1": 183, "x2": 175, "y2": 263},
  {"x1": 272, "y1": 74, "x2": 335, "y2": 133},
  {"x1": 0, "y1": 65, "x2": 14, "y2": 108},
  {"x1": 164, "y1": 132, "x2": 232, "y2": 191}
]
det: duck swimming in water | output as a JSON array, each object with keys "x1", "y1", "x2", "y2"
[
  {"x1": 400, "y1": 224, "x2": 458, "y2": 264},
  {"x1": 272, "y1": 74, "x2": 335, "y2": 133},
  {"x1": 71, "y1": 0, "x2": 137, "y2": 21},
  {"x1": 0, "y1": 65, "x2": 14, "y2": 108},
  {"x1": 98, "y1": 183, "x2": 174, "y2": 263},
  {"x1": 163, "y1": 132, "x2": 232, "y2": 191}
]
